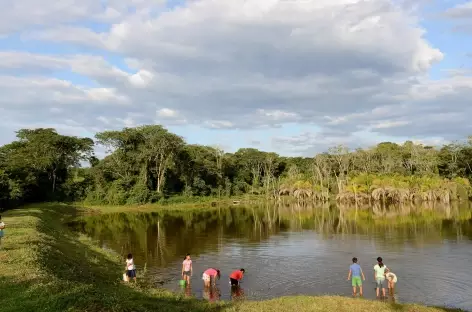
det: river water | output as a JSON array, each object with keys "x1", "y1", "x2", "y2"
[{"x1": 72, "y1": 202, "x2": 472, "y2": 310}]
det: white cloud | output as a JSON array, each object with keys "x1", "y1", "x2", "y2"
[
  {"x1": 157, "y1": 108, "x2": 178, "y2": 118},
  {"x1": 0, "y1": 0, "x2": 470, "y2": 154},
  {"x1": 444, "y1": 1, "x2": 472, "y2": 19},
  {"x1": 370, "y1": 120, "x2": 411, "y2": 129},
  {"x1": 204, "y1": 120, "x2": 234, "y2": 129}
]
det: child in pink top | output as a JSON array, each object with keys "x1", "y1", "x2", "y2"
[
  {"x1": 181, "y1": 254, "x2": 192, "y2": 284},
  {"x1": 202, "y1": 268, "x2": 221, "y2": 287}
]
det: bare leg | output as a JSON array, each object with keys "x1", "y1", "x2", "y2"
[
  {"x1": 382, "y1": 287, "x2": 386, "y2": 298},
  {"x1": 352, "y1": 286, "x2": 357, "y2": 296},
  {"x1": 376, "y1": 286, "x2": 380, "y2": 298},
  {"x1": 359, "y1": 285, "x2": 363, "y2": 297}
]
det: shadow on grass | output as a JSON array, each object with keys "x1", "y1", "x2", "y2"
[
  {"x1": 4, "y1": 203, "x2": 229, "y2": 312},
  {"x1": 388, "y1": 302, "x2": 465, "y2": 312}
]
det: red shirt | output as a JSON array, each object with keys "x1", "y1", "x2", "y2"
[
  {"x1": 204, "y1": 268, "x2": 218, "y2": 277},
  {"x1": 230, "y1": 270, "x2": 243, "y2": 280}
]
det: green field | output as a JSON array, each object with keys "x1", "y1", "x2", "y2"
[{"x1": 0, "y1": 203, "x2": 465, "y2": 312}]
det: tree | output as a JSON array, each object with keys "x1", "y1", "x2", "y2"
[
  {"x1": 95, "y1": 125, "x2": 184, "y2": 195},
  {"x1": 138, "y1": 125, "x2": 184, "y2": 193},
  {"x1": 0, "y1": 128, "x2": 93, "y2": 204},
  {"x1": 328, "y1": 145, "x2": 351, "y2": 193},
  {"x1": 1, "y1": 125, "x2": 471, "y2": 208}
]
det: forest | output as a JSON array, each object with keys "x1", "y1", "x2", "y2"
[{"x1": 1, "y1": 125, "x2": 472, "y2": 209}]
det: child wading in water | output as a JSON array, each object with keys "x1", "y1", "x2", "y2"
[
  {"x1": 182, "y1": 254, "x2": 193, "y2": 284},
  {"x1": 386, "y1": 271, "x2": 397, "y2": 295},
  {"x1": 202, "y1": 268, "x2": 220, "y2": 287},
  {"x1": 125, "y1": 253, "x2": 137, "y2": 283},
  {"x1": 347, "y1": 257, "x2": 365, "y2": 296},
  {"x1": 374, "y1": 256, "x2": 388, "y2": 298},
  {"x1": 229, "y1": 268, "x2": 245, "y2": 286}
]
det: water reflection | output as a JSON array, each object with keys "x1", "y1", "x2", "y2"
[
  {"x1": 71, "y1": 201, "x2": 472, "y2": 310},
  {"x1": 182, "y1": 284, "x2": 192, "y2": 298},
  {"x1": 231, "y1": 286, "x2": 245, "y2": 301},
  {"x1": 203, "y1": 286, "x2": 221, "y2": 302}
]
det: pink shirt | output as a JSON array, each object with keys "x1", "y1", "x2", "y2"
[
  {"x1": 183, "y1": 259, "x2": 192, "y2": 271},
  {"x1": 204, "y1": 268, "x2": 218, "y2": 277}
]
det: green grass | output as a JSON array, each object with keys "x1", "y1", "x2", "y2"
[
  {"x1": 74, "y1": 195, "x2": 264, "y2": 214},
  {"x1": 0, "y1": 203, "x2": 466, "y2": 312}
]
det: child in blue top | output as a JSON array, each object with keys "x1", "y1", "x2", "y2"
[{"x1": 347, "y1": 257, "x2": 365, "y2": 297}]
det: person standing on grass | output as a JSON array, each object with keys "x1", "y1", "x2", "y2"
[
  {"x1": 125, "y1": 253, "x2": 137, "y2": 283},
  {"x1": 347, "y1": 257, "x2": 365, "y2": 297},
  {"x1": 0, "y1": 216, "x2": 5, "y2": 249},
  {"x1": 374, "y1": 256, "x2": 388, "y2": 298},
  {"x1": 229, "y1": 268, "x2": 245, "y2": 286},
  {"x1": 182, "y1": 253, "x2": 193, "y2": 284}
]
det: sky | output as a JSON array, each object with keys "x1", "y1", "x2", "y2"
[{"x1": 1, "y1": 0, "x2": 472, "y2": 157}]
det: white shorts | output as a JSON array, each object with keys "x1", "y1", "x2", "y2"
[{"x1": 202, "y1": 273, "x2": 210, "y2": 282}]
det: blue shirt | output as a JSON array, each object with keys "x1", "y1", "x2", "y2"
[{"x1": 350, "y1": 263, "x2": 362, "y2": 277}]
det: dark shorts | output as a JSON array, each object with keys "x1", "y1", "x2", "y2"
[
  {"x1": 376, "y1": 278, "x2": 385, "y2": 288},
  {"x1": 230, "y1": 278, "x2": 239, "y2": 286},
  {"x1": 183, "y1": 271, "x2": 191, "y2": 276},
  {"x1": 126, "y1": 270, "x2": 136, "y2": 278}
]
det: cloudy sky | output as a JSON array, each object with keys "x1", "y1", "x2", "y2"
[{"x1": 1, "y1": 0, "x2": 472, "y2": 156}]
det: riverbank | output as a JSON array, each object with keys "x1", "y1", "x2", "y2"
[
  {"x1": 0, "y1": 203, "x2": 465, "y2": 312},
  {"x1": 75, "y1": 195, "x2": 266, "y2": 214}
]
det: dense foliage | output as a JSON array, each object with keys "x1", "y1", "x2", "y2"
[{"x1": 1, "y1": 125, "x2": 472, "y2": 208}]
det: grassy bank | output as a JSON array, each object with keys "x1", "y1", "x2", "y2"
[
  {"x1": 75, "y1": 195, "x2": 266, "y2": 214},
  {"x1": 0, "y1": 203, "x2": 466, "y2": 312}
]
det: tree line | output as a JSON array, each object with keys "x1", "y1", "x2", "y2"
[{"x1": 1, "y1": 125, "x2": 472, "y2": 208}]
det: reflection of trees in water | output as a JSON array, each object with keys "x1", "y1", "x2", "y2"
[{"x1": 72, "y1": 201, "x2": 472, "y2": 267}]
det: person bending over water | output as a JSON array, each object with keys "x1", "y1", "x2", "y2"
[
  {"x1": 374, "y1": 257, "x2": 388, "y2": 298},
  {"x1": 347, "y1": 257, "x2": 365, "y2": 297},
  {"x1": 202, "y1": 268, "x2": 220, "y2": 287},
  {"x1": 182, "y1": 254, "x2": 193, "y2": 284},
  {"x1": 229, "y1": 268, "x2": 245, "y2": 286},
  {"x1": 386, "y1": 271, "x2": 397, "y2": 295}
]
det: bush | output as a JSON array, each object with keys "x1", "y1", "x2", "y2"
[{"x1": 126, "y1": 182, "x2": 151, "y2": 205}]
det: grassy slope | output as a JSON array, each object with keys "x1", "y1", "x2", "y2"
[{"x1": 0, "y1": 203, "x2": 466, "y2": 312}]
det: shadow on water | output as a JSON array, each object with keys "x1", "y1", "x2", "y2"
[{"x1": 2, "y1": 204, "x2": 229, "y2": 312}]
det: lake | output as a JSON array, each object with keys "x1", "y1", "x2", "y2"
[{"x1": 72, "y1": 202, "x2": 472, "y2": 310}]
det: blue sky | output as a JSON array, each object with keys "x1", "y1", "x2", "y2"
[{"x1": 0, "y1": 0, "x2": 471, "y2": 156}]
